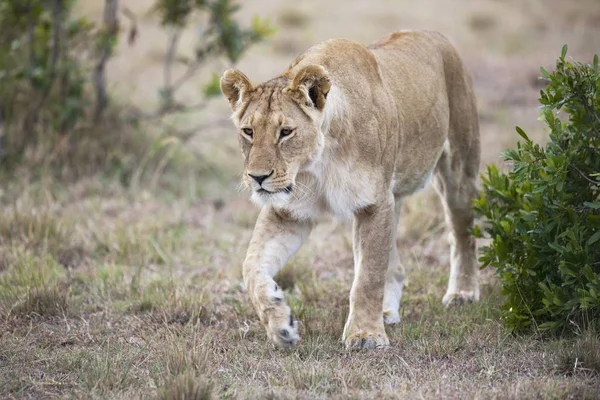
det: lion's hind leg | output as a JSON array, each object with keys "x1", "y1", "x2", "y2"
[
  {"x1": 433, "y1": 144, "x2": 480, "y2": 306},
  {"x1": 382, "y1": 197, "x2": 406, "y2": 324}
]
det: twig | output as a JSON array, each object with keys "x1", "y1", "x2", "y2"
[
  {"x1": 162, "y1": 30, "x2": 182, "y2": 108},
  {"x1": 588, "y1": 110, "x2": 600, "y2": 138},
  {"x1": 581, "y1": 96, "x2": 600, "y2": 137},
  {"x1": 125, "y1": 25, "x2": 224, "y2": 132},
  {"x1": 171, "y1": 59, "x2": 203, "y2": 92},
  {"x1": 162, "y1": 117, "x2": 230, "y2": 142},
  {"x1": 132, "y1": 41, "x2": 221, "y2": 121},
  {"x1": 125, "y1": 99, "x2": 210, "y2": 122},
  {"x1": 0, "y1": 106, "x2": 5, "y2": 157},
  {"x1": 121, "y1": 7, "x2": 138, "y2": 45},
  {"x1": 94, "y1": 0, "x2": 119, "y2": 122},
  {"x1": 571, "y1": 164, "x2": 598, "y2": 185},
  {"x1": 171, "y1": 41, "x2": 219, "y2": 92},
  {"x1": 593, "y1": 107, "x2": 600, "y2": 128}
]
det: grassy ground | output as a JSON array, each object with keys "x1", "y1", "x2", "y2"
[
  {"x1": 1, "y1": 186, "x2": 599, "y2": 398},
  {"x1": 2, "y1": 0, "x2": 600, "y2": 398},
  {"x1": 1, "y1": 183, "x2": 599, "y2": 399}
]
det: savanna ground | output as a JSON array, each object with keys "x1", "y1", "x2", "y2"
[{"x1": 2, "y1": 0, "x2": 600, "y2": 398}]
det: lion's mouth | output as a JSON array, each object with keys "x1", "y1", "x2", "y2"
[{"x1": 256, "y1": 185, "x2": 293, "y2": 195}]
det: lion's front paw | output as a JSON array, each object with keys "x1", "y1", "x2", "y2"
[
  {"x1": 266, "y1": 312, "x2": 299, "y2": 349},
  {"x1": 255, "y1": 283, "x2": 300, "y2": 349},
  {"x1": 343, "y1": 324, "x2": 389, "y2": 350},
  {"x1": 442, "y1": 290, "x2": 479, "y2": 307}
]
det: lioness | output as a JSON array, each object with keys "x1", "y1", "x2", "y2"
[{"x1": 220, "y1": 30, "x2": 480, "y2": 350}]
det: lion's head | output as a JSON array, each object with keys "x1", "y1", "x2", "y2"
[{"x1": 220, "y1": 65, "x2": 331, "y2": 207}]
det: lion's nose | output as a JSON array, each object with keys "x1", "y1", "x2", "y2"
[{"x1": 248, "y1": 170, "x2": 273, "y2": 185}]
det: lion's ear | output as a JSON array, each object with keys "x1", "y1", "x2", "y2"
[
  {"x1": 220, "y1": 69, "x2": 254, "y2": 110},
  {"x1": 290, "y1": 65, "x2": 331, "y2": 111}
]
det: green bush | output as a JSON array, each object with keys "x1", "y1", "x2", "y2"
[
  {"x1": 0, "y1": 0, "x2": 94, "y2": 162},
  {"x1": 474, "y1": 46, "x2": 600, "y2": 334}
]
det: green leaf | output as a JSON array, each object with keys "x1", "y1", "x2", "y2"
[
  {"x1": 251, "y1": 15, "x2": 276, "y2": 38},
  {"x1": 540, "y1": 67, "x2": 550, "y2": 79},
  {"x1": 548, "y1": 242, "x2": 566, "y2": 254},
  {"x1": 593, "y1": 54, "x2": 598, "y2": 72},
  {"x1": 584, "y1": 202, "x2": 600, "y2": 209},
  {"x1": 561, "y1": 44, "x2": 568, "y2": 59},
  {"x1": 202, "y1": 73, "x2": 222, "y2": 98},
  {"x1": 539, "y1": 321, "x2": 563, "y2": 330},
  {"x1": 515, "y1": 126, "x2": 530, "y2": 142},
  {"x1": 588, "y1": 230, "x2": 600, "y2": 246}
]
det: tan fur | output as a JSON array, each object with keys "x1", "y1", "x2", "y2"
[{"x1": 220, "y1": 30, "x2": 480, "y2": 349}]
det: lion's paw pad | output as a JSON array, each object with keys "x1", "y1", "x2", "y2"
[
  {"x1": 442, "y1": 290, "x2": 479, "y2": 307},
  {"x1": 344, "y1": 332, "x2": 389, "y2": 350},
  {"x1": 267, "y1": 315, "x2": 299, "y2": 349}
]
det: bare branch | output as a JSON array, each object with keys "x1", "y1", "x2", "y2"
[
  {"x1": 121, "y1": 7, "x2": 138, "y2": 45},
  {"x1": 162, "y1": 30, "x2": 181, "y2": 109},
  {"x1": 124, "y1": 24, "x2": 226, "y2": 136},
  {"x1": 0, "y1": 106, "x2": 5, "y2": 158},
  {"x1": 171, "y1": 59, "x2": 203, "y2": 93},
  {"x1": 163, "y1": 117, "x2": 231, "y2": 142},
  {"x1": 94, "y1": 0, "x2": 119, "y2": 122},
  {"x1": 125, "y1": 99, "x2": 210, "y2": 123},
  {"x1": 171, "y1": 41, "x2": 220, "y2": 93}
]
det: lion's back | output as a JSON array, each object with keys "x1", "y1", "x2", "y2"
[{"x1": 369, "y1": 30, "x2": 478, "y2": 193}]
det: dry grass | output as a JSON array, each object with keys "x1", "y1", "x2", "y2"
[
  {"x1": 158, "y1": 371, "x2": 214, "y2": 400},
  {"x1": 1, "y1": 183, "x2": 599, "y2": 398},
  {"x1": 1, "y1": 0, "x2": 600, "y2": 398}
]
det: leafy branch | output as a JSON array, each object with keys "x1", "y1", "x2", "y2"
[{"x1": 127, "y1": 0, "x2": 275, "y2": 133}]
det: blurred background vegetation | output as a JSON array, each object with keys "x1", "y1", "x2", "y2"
[{"x1": 0, "y1": 0, "x2": 273, "y2": 185}]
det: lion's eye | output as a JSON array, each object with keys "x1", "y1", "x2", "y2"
[
  {"x1": 242, "y1": 128, "x2": 253, "y2": 137},
  {"x1": 279, "y1": 128, "x2": 294, "y2": 139}
]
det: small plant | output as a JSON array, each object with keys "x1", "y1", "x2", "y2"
[{"x1": 474, "y1": 46, "x2": 600, "y2": 334}]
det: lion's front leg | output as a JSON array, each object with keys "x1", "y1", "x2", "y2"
[
  {"x1": 243, "y1": 207, "x2": 312, "y2": 348},
  {"x1": 343, "y1": 194, "x2": 394, "y2": 350}
]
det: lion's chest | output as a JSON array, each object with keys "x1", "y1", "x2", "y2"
[{"x1": 285, "y1": 158, "x2": 377, "y2": 221}]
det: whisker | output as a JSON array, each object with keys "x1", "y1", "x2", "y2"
[
  {"x1": 293, "y1": 181, "x2": 314, "y2": 201},
  {"x1": 235, "y1": 181, "x2": 247, "y2": 193}
]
